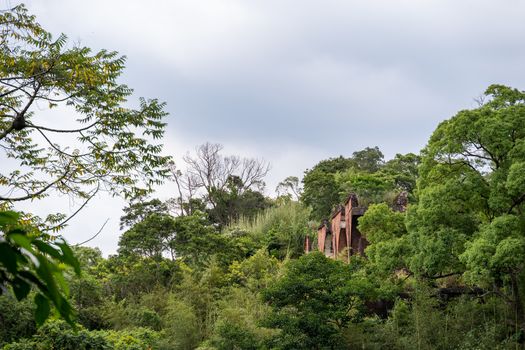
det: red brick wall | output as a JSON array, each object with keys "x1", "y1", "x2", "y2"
[
  {"x1": 345, "y1": 194, "x2": 368, "y2": 257},
  {"x1": 317, "y1": 225, "x2": 326, "y2": 253}
]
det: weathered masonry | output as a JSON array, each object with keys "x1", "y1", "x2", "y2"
[
  {"x1": 306, "y1": 192, "x2": 408, "y2": 261},
  {"x1": 311, "y1": 193, "x2": 366, "y2": 261}
]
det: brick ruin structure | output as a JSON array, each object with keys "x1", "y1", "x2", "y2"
[{"x1": 305, "y1": 191, "x2": 408, "y2": 261}]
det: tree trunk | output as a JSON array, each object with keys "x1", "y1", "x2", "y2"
[{"x1": 510, "y1": 273, "x2": 525, "y2": 335}]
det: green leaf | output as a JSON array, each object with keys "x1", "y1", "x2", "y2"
[
  {"x1": 19, "y1": 270, "x2": 45, "y2": 290},
  {"x1": 0, "y1": 211, "x2": 20, "y2": 226},
  {"x1": 33, "y1": 240, "x2": 63, "y2": 261},
  {"x1": 35, "y1": 257, "x2": 58, "y2": 297},
  {"x1": 9, "y1": 234, "x2": 33, "y2": 251},
  {"x1": 0, "y1": 242, "x2": 18, "y2": 273},
  {"x1": 12, "y1": 276, "x2": 31, "y2": 300},
  {"x1": 57, "y1": 241, "x2": 81, "y2": 275},
  {"x1": 35, "y1": 293, "x2": 50, "y2": 326},
  {"x1": 53, "y1": 270, "x2": 69, "y2": 296}
]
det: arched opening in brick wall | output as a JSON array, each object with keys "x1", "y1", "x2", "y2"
[
  {"x1": 324, "y1": 232, "x2": 333, "y2": 257},
  {"x1": 338, "y1": 230, "x2": 347, "y2": 254}
]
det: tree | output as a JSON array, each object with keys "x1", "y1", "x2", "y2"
[
  {"x1": 262, "y1": 253, "x2": 372, "y2": 349},
  {"x1": 118, "y1": 214, "x2": 177, "y2": 259},
  {"x1": 301, "y1": 156, "x2": 354, "y2": 220},
  {"x1": 161, "y1": 298, "x2": 200, "y2": 350},
  {"x1": 0, "y1": 4, "x2": 170, "y2": 328},
  {"x1": 171, "y1": 211, "x2": 226, "y2": 266},
  {"x1": 119, "y1": 199, "x2": 169, "y2": 230},
  {"x1": 408, "y1": 84, "x2": 525, "y2": 331},
  {"x1": 207, "y1": 175, "x2": 271, "y2": 227},
  {"x1": 2, "y1": 319, "x2": 162, "y2": 350},
  {"x1": 335, "y1": 170, "x2": 395, "y2": 206},
  {"x1": 358, "y1": 203, "x2": 410, "y2": 275},
  {"x1": 182, "y1": 143, "x2": 270, "y2": 207},
  {"x1": 351, "y1": 146, "x2": 384, "y2": 173},
  {"x1": 302, "y1": 150, "x2": 419, "y2": 221},
  {"x1": 380, "y1": 153, "x2": 420, "y2": 194},
  {"x1": 208, "y1": 287, "x2": 274, "y2": 350},
  {"x1": 169, "y1": 163, "x2": 203, "y2": 217},
  {"x1": 97, "y1": 255, "x2": 182, "y2": 301},
  {"x1": 0, "y1": 5, "x2": 171, "y2": 222},
  {"x1": 172, "y1": 142, "x2": 270, "y2": 226},
  {"x1": 0, "y1": 293, "x2": 36, "y2": 347},
  {"x1": 275, "y1": 176, "x2": 302, "y2": 200}
]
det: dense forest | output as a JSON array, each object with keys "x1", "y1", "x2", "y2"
[{"x1": 1, "y1": 4, "x2": 525, "y2": 350}]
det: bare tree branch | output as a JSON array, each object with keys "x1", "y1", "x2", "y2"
[
  {"x1": 73, "y1": 218, "x2": 109, "y2": 247},
  {"x1": 42, "y1": 184, "x2": 100, "y2": 232},
  {"x1": 182, "y1": 142, "x2": 270, "y2": 209},
  {"x1": 27, "y1": 121, "x2": 99, "y2": 133}
]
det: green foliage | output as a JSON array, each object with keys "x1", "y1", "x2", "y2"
[
  {"x1": 409, "y1": 84, "x2": 525, "y2": 333},
  {"x1": 160, "y1": 298, "x2": 201, "y2": 350},
  {"x1": 208, "y1": 176, "x2": 272, "y2": 227},
  {"x1": 118, "y1": 213, "x2": 177, "y2": 259},
  {"x1": 0, "y1": 295, "x2": 35, "y2": 347},
  {"x1": 102, "y1": 301, "x2": 162, "y2": 332},
  {"x1": 96, "y1": 255, "x2": 183, "y2": 300},
  {"x1": 302, "y1": 150, "x2": 419, "y2": 220},
  {"x1": 209, "y1": 321, "x2": 260, "y2": 350},
  {"x1": 262, "y1": 253, "x2": 372, "y2": 349},
  {"x1": 301, "y1": 156, "x2": 354, "y2": 220},
  {"x1": 346, "y1": 290, "x2": 516, "y2": 350},
  {"x1": 381, "y1": 153, "x2": 420, "y2": 194},
  {"x1": 73, "y1": 246, "x2": 104, "y2": 269},
  {"x1": 116, "y1": 205, "x2": 268, "y2": 270},
  {"x1": 351, "y1": 146, "x2": 384, "y2": 173},
  {"x1": 208, "y1": 288, "x2": 275, "y2": 350},
  {"x1": 101, "y1": 328, "x2": 161, "y2": 350},
  {"x1": 335, "y1": 170, "x2": 395, "y2": 206},
  {"x1": 68, "y1": 273, "x2": 106, "y2": 329},
  {"x1": 118, "y1": 210, "x2": 236, "y2": 267},
  {"x1": 0, "y1": 3, "x2": 170, "y2": 337},
  {"x1": 5, "y1": 6, "x2": 523, "y2": 349},
  {"x1": 461, "y1": 214, "x2": 525, "y2": 287},
  {"x1": 167, "y1": 265, "x2": 230, "y2": 346},
  {"x1": 120, "y1": 199, "x2": 169, "y2": 230},
  {"x1": 2, "y1": 320, "x2": 160, "y2": 350},
  {"x1": 406, "y1": 179, "x2": 481, "y2": 276},
  {"x1": 359, "y1": 204, "x2": 406, "y2": 244},
  {"x1": 359, "y1": 203, "x2": 410, "y2": 274},
  {"x1": 231, "y1": 201, "x2": 312, "y2": 259},
  {"x1": 0, "y1": 211, "x2": 80, "y2": 326},
  {"x1": 3, "y1": 320, "x2": 109, "y2": 350},
  {"x1": 171, "y1": 211, "x2": 227, "y2": 266},
  {"x1": 227, "y1": 249, "x2": 280, "y2": 291}
]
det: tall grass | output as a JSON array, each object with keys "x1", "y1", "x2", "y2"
[{"x1": 227, "y1": 201, "x2": 315, "y2": 258}]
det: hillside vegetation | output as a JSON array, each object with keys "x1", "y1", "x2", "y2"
[{"x1": 1, "y1": 4, "x2": 524, "y2": 350}]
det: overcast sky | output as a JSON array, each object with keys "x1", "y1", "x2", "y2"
[{"x1": 11, "y1": 0, "x2": 525, "y2": 254}]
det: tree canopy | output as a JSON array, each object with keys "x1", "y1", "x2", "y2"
[
  {"x1": 407, "y1": 84, "x2": 525, "y2": 328},
  {"x1": 301, "y1": 149, "x2": 419, "y2": 220},
  {"x1": 0, "y1": 4, "x2": 171, "y2": 215},
  {"x1": 0, "y1": 4, "x2": 170, "y2": 328}
]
